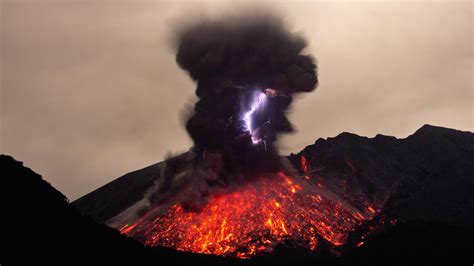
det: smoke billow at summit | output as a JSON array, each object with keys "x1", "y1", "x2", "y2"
[{"x1": 179, "y1": 14, "x2": 318, "y2": 175}]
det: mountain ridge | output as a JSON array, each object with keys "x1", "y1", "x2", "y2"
[
  {"x1": 73, "y1": 124, "x2": 474, "y2": 228},
  {"x1": 2, "y1": 123, "x2": 474, "y2": 264}
]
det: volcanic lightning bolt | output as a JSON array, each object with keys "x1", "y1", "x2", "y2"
[{"x1": 243, "y1": 91, "x2": 267, "y2": 144}]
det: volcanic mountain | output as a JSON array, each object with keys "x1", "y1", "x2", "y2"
[
  {"x1": 72, "y1": 124, "x2": 474, "y2": 261},
  {"x1": 2, "y1": 124, "x2": 473, "y2": 265}
]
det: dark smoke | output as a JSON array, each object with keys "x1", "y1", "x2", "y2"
[
  {"x1": 126, "y1": 13, "x2": 319, "y2": 214},
  {"x1": 176, "y1": 14, "x2": 318, "y2": 176}
]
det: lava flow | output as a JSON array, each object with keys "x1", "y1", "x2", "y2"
[{"x1": 119, "y1": 172, "x2": 371, "y2": 258}]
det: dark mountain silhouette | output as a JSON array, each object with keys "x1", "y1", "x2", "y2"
[
  {"x1": 2, "y1": 124, "x2": 474, "y2": 265},
  {"x1": 0, "y1": 155, "x2": 239, "y2": 265},
  {"x1": 288, "y1": 124, "x2": 474, "y2": 230}
]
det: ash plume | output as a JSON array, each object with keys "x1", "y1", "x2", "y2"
[
  {"x1": 176, "y1": 13, "x2": 318, "y2": 176},
  {"x1": 113, "y1": 13, "x2": 319, "y2": 215}
]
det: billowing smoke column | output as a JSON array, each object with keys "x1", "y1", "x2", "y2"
[
  {"x1": 131, "y1": 14, "x2": 319, "y2": 212},
  {"x1": 110, "y1": 17, "x2": 361, "y2": 255},
  {"x1": 176, "y1": 14, "x2": 318, "y2": 176}
]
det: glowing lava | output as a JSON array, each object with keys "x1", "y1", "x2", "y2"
[
  {"x1": 300, "y1": 155, "x2": 309, "y2": 173},
  {"x1": 119, "y1": 172, "x2": 372, "y2": 258}
]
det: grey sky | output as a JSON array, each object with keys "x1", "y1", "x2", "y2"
[{"x1": 1, "y1": 0, "x2": 472, "y2": 200}]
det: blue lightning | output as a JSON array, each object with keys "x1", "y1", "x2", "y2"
[{"x1": 243, "y1": 91, "x2": 266, "y2": 144}]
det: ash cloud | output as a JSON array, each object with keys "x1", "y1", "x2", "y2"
[
  {"x1": 128, "y1": 12, "x2": 319, "y2": 214},
  {"x1": 176, "y1": 13, "x2": 318, "y2": 176}
]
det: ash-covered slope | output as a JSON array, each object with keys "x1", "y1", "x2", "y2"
[
  {"x1": 288, "y1": 124, "x2": 474, "y2": 230},
  {"x1": 73, "y1": 160, "x2": 165, "y2": 223},
  {"x1": 74, "y1": 124, "x2": 474, "y2": 231}
]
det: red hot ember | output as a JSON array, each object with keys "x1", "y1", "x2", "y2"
[
  {"x1": 118, "y1": 172, "x2": 376, "y2": 258},
  {"x1": 300, "y1": 155, "x2": 310, "y2": 173}
]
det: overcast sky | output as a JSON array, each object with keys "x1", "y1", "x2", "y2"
[{"x1": 1, "y1": 0, "x2": 472, "y2": 200}]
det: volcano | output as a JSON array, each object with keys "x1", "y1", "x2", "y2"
[
  {"x1": 72, "y1": 16, "x2": 474, "y2": 260},
  {"x1": 73, "y1": 124, "x2": 474, "y2": 260}
]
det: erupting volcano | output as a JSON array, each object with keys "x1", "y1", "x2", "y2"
[
  {"x1": 4, "y1": 1, "x2": 474, "y2": 264},
  {"x1": 74, "y1": 122, "x2": 474, "y2": 262},
  {"x1": 106, "y1": 13, "x2": 376, "y2": 258}
]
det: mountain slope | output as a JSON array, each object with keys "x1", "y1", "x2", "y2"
[
  {"x1": 74, "y1": 124, "x2": 474, "y2": 231},
  {"x1": 288, "y1": 124, "x2": 474, "y2": 229}
]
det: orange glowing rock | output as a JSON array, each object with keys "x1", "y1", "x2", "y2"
[
  {"x1": 300, "y1": 155, "x2": 309, "y2": 173},
  {"x1": 119, "y1": 172, "x2": 372, "y2": 258}
]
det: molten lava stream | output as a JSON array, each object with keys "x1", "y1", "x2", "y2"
[{"x1": 119, "y1": 172, "x2": 367, "y2": 258}]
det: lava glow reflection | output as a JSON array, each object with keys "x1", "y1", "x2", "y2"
[{"x1": 119, "y1": 172, "x2": 372, "y2": 258}]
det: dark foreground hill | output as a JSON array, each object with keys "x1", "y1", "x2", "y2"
[{"x1": 0, "y1": 155, "x2": 238, "y2": 265}]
